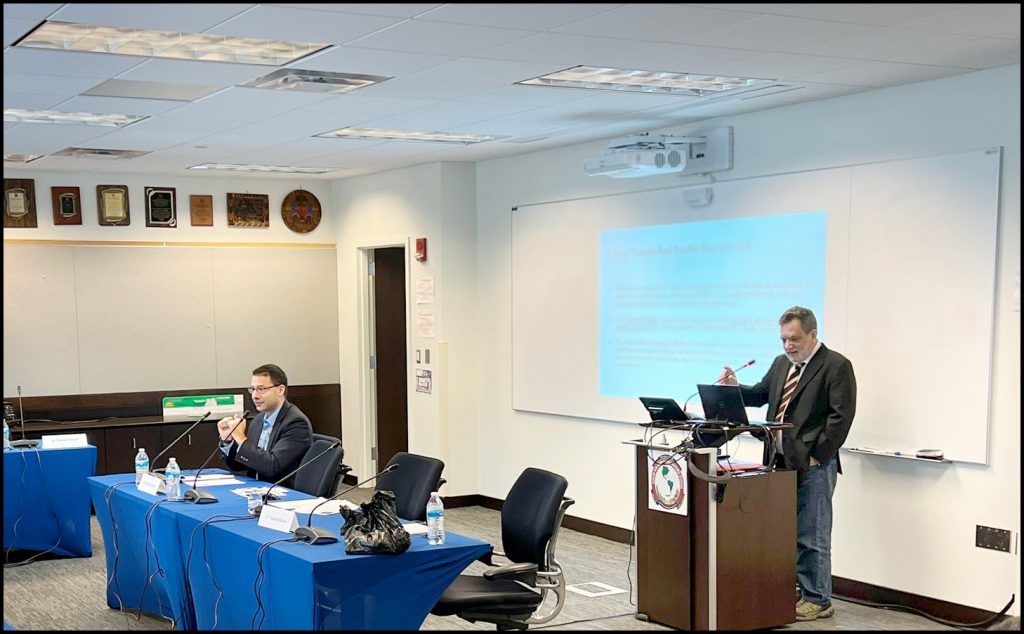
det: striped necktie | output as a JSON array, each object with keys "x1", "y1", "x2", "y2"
[{"x1": 775, "y1": 362, "x2": 805, "y2": 422}]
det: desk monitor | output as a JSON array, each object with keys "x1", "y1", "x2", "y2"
[
  {"x1": 638, "y1": 397, "x2": 688, "y2": 422},
  {"x1": 697, "y1": 384, "x2": 749, "y2": 426}
]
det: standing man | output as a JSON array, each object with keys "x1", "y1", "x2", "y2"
[
  {"x1": 718, "y1": 306, "x2": 856, "y2": 621},
  {"x1": 218, "y1": 364, "x2": 313, "y2": 487}
]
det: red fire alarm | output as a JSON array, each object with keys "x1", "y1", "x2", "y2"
[{"x1": 415, "y1": 238, "x2": 427, "y2": 262}]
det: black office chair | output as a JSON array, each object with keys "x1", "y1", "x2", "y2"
[
  {"x1": 293, "y1": 433, "x2": 347, "y2": 498},
  {"x1": 430, "y1": 467, "x2": 574, "y2": 631},
  {"x1": 374, "y1": 451, "x2": 446, "y2": 521}
]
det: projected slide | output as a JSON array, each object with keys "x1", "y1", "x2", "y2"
[{"x1": 599, "y1": 211, "x2": 826, "y2": 400}]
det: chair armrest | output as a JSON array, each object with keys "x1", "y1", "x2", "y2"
[{"x1": 483, "y1": 562, "x2": 538, "y2": 585}]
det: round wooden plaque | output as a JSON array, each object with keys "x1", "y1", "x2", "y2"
[{"x1": 281, "y1": 190, "x2": 322, "y2": 234}]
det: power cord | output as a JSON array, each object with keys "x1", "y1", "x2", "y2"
[
  {"x1": 835, "y1": 593, "x2": 1015, "y2": 631},
  {"x1": 252, "y1": 537, "x2": 299, "y2": 629}
]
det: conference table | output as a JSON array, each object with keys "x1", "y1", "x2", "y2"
[
  {"x1": 88, "y1": 472, "x2": 491, "y2": 630},
  {"x1": 4, "y1": 445, "x2": 96, "y2": 558}
]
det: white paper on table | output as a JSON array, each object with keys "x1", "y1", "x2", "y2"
[
  {"x1": 403, "y1": 523, "x2": 429, "y2": 535},
  {"x1": 232, "y1": 486, "x2": 288, "y2": 499},
  {"x1": 272, "y1": 498, "x2": 360, "y2": 515},
  {"x1": 182, "y1": 476, "x2": 243, "y2": 487}
]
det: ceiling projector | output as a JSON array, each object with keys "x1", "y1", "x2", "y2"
[{"x1": 583, "y1": 127, "x2": 732, "y2": 179}]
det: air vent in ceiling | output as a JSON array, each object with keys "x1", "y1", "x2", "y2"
[
  {"x1": 241, "y1": 69, "x2": 391, "y2": 94},
  {"x1": 52, "y1": 147, "x2": 150, "y2": 160}
]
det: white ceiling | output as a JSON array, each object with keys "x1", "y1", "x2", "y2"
[{"x1": 3, "y1": 3, "x2": 1020, "y2": 180}]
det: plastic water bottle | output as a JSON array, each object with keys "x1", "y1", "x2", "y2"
[
  {"x1": 426, "y1": 492, "x2": 445, "y2": 545},
  {"x1": 135, "y1": 447, "x2": 150, "y2": 485},
  {"x1": 3, "y1": 420, "x2": 10, "y2": 451},
  {"x1": 165, "y1": 457, "x2": 182, "y2": 501}
]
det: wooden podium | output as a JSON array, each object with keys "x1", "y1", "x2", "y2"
[{"x1": 629, "y1": 439, "x2": 796, "y2": 630}]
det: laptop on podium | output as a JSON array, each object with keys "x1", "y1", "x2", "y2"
[{"x1": 696, "y1": 384, "x2": 750, "y2": 426}]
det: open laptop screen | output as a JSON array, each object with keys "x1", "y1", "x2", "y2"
[{"x1": 696, "y1": 384, "x2": 749, "y2": 426}]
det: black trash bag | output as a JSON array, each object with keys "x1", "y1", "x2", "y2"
[{"x1": 340, "y1": 489, "x2": 411, "y2": 555}]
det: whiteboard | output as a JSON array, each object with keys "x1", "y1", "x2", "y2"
[{"x1": 511, "y1": 149, "x2": 1000, "y2": 464}]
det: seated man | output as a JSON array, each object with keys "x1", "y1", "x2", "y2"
[{"x1": 218, "y1": 364, "x2": 312, "y2": 487}]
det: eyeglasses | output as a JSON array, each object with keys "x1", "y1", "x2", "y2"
[{"x1": 247, "y1": 384, "x2": 281, "y2": 395}]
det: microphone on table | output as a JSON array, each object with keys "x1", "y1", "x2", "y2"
[
  {"x1": 293, "y1": 463, "x2": 400, "y2": 545},
  {"x1": 148, "y1": 411, "x2": 212, "y2": 479},
  {"x1": 680, "y1": 359, "x2": 756, "y2": 419},
  {"x1": 183, "y1": 410, "x2": 249, "y2": 504},
  {"x1": 251, "y1": 440, "x2": 342, "y2": 517}
]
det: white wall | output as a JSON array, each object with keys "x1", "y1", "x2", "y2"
[
  {"x1": 330, "y1": 162, "x2": 479, "y2": 495},
  {"x1": 474, "y1": 65, "x2": 1020, "y2": 613}
]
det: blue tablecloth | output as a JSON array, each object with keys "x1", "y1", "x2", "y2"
[
  {"x1": 4, "y1": 445, "x2": 96, "y2": 557},
  {"x1": 88, "y1": 473, "x2": 490, "y2": 630}
]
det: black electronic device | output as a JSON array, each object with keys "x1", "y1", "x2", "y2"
[
  {"x1": 638, "y1": 397, "x2": 689, "y2": 423},
  {"x1": 697, "y1": 384, "x2": 749, "y2": 426}
]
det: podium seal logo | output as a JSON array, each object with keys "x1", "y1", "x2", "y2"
[{"x1": 650, "y1": 454, "x2": 685, "y2": 510}]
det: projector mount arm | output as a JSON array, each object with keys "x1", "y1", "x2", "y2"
[{"x1": 606, "y1": 132, "x2": 707, "y2": 151}]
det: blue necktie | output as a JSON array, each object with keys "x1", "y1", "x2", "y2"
[{"x1": 258, "y1": 418, "x2": 272, "y2": 450}]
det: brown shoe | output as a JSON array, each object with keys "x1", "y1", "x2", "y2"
[{"x1": 796, "y1": 599, "x2": 835, "y2": 621}]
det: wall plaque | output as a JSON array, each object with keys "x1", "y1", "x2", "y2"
[
  {"x1": 97, "y1": 185, "x2": 130, "y2": 226},
  {"x1": 4, "y1": 178, "x2": 38, "y2": 228},
  {"x1": 227, "y1": 193, "x2": 270, "y2": 228},
  {"x1": 189, "y1": 195, "x2": 214, "y2": 227},
  {"x1": 281, "y1": 189, "x2": 322, "y2": 234},
  {"x1": 51, "y1": 186, "x2": 83, "y2": 225},
  {"x1": 145, "y1": 186, "x2": 176, "y2": 227}
]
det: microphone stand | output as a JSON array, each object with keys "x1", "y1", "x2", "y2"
[
  {"x1": 293, "y1": 463, "x2": 399, "y2": 545},
  {"x1": 147, "y1": 411, "x2": 212, "y2": 481},
  {"x1": 183, "y1": 410, "x2": 249, "y2": 504},
  {"x1": 252, "y1": 441, "x2": 342, "y2": 516}
]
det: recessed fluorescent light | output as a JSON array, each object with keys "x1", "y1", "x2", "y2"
[
  {"x1": 189, "y1": 163, "x2": 337, "y2": 174},
  {"x1": 4, "y1": 154, "x2": 43, "y2": 163},
  {"x1": 4, "y1": 108, "x2": 148, "y2": 127},
  {"x1": 17, "y1": 21, "x2": 329, "y2": 66},
  {"x1": 517, "y1": 65, "x2": 771, "y2": 97},
  {"x1": 315, "y1": 127, "x2": 498, "y2": 144},
  {"x1": 52, "y1": 147, "x2": 150, "y2": 160},
  {"x1": 241, "y1": 69, "x2": 391, "y2": 94}
]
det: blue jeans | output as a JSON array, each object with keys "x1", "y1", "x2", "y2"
[{"x1": 796, "y1": 458, "x2": 838, "y2": 606}]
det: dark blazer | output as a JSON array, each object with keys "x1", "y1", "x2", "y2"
[
  {"x1": 738, "y1": 344, "x2": 856, "y2": 472},
  {"x1": 222, "y1": 401, "x2": 313, "y2": 487}
]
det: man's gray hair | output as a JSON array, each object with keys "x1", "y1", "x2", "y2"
[{"x1": 779, "y1": 306, "x2": 817, "y2": 333}]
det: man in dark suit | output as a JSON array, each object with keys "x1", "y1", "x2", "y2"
[
  {"x1": 718, "y1": 306, "x2": 856, "y2": 622},
  {"x1": 217, "y1": 364, "x2": 313, "y2": 488}
]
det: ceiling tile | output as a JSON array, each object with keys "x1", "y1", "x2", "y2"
[
  {"x1": 898, "y1": 4, "x2": 1021, "y2": 39},
  {"x1": 2, "y1": 91, "x2": 70, "y2": 110},
  {"x1": 678, "y1": 15, "x2": 874, "y2": 51},
  {"x1": 457, "y1": 85, "x2": 593, "y2": 107},
  {"x1": 473, "y1": 32, "x2": 654, "y2": 66},
  {"x1": 3, "y1": 48, "x2": 146, "y2": 79},
  {"x1": 301, "y1": 94, "x2": 439, "y2": 120},
  {"x1": 268, "y1": 4, "x2": 443, "y2": 18},
  {"x1": 191, "y1": 86, "x2": 335, "y2": 110},
  {"x1": 116, "y1": 59, "x2": 273, "y2": 86},
  {"x1": 4, "y1": 18, "x2": 41, "y2": 48},
  {"x1": 553, "y1": 4, "x2": 764, "y2": 41},
  {"x1": 3, "y1": 4, "x2": 64, "y2": 20},
  {"x1": 82, "y1": 79, "x2": 222, "y2": 102},
  {"x1": 56, "y1": 95, "x2": 188, "y2": 116},
  {"x1": 700, "y1": 52, "x2": 861, "y2": 79},
  {"x1": 49, "y1": 3, "x2": 256, "y2": 33},
  {"x1": 417, "y1": 4, "x2": 622, "y2": 31},
  {"x1": 351, "y1": 78, "x2": 502, "y2": 102},
  {"x1": 789, "y1": 27, "x2": 979, "y2": 62},
  {"x1": 409, "y1": 58, "x2": 573, "y2": 85},
  {"x1": 82, "y1": 125, "x2": 203, "y2": 151},
  {"x1": 290, "y1": 46, "x2": 454, "y2": 76},
  {"x1": 595, "y1": 43, "x2": 759, "y2": 74},
  {"x1": 151, "y1": 102, "x2": 278, "y2": 128},
  {"x1": 779, "y1": 4, "x2": 973, "y2": 26},
  {"x1": 357, "y1": 100, "x2": 533, "y2": 132},
  {"x1": 891, "y1": 37, "x2": 1021, "y2": 69},
  {"x1": 3, "y1": 122, "x2": 114, "y2": 154},
  {"x1": 208, "y1": 5, "x2": 403, "y2": 44},
  {"x1": 348, "y1": 20, "x2": 535, "y2": 56},
  {"x1": 4, "y1": 72, "x2": 101, "y2": 97},
  {"x1": 794, "y1": 60, "x2": 971, "y2": 87}
]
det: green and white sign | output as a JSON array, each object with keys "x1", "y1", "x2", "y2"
[{"x1": 162, "y1": 394, "x2": 243, "y2": 418}]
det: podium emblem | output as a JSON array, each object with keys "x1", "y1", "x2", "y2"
[{"x1": 649, "y1": 453, "x2": 686, "y2": 514}]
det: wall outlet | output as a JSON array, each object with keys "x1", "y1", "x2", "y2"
[{"x1": 975, "y1": 525, "x2": 1012, "y2": 553}]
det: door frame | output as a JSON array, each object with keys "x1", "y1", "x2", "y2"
[{"x1": 355, "y1": 237, "x2": 411, "y2": 477}]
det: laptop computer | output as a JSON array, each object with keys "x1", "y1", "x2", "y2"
[
  {"x1": 638, "y1": 397, "x2": 688, "y2": 423},
  {"x1": 696, "y1": 384, "x2": 750, "y2": 426}
]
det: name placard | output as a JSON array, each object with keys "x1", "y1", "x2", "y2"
[
  {"x1": 258, "y1": 504, "x2": 299, "y2": 534},
  {"x1": 39, "y1": 433, "x2": 89, "y2": 450},
  {"x1": 138, "y1": 473, "x2": 166, "y2": 496}
]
